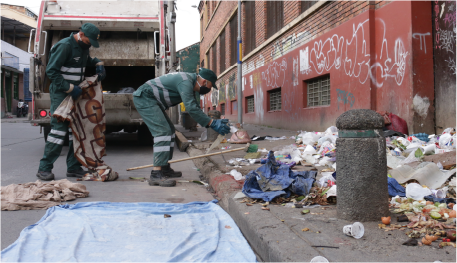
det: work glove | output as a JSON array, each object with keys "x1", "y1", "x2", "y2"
[
  {"x1": 209, "y1": 119, "x2": 230, "y2": 135},
  {"x1": 96, "y1": 64, "x2": 106, "y2": 81},
  {"x1": 70, "y1": 86, "x2": 82, "y2": 101}
]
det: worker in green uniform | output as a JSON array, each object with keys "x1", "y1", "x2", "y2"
[
  {"x1": 37, "y1": 23, "x2": 106, "y2": 181},
  {"x1": 133, "y1": 68, "x2": 230, "y2": 187}
]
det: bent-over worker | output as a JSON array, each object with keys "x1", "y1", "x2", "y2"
[
  {"x1": 133, "y1": 68, "x2": 230, "y2": 187},
  {"x1": 37, "y1": 23, "x2": 106, "y2": 181}
]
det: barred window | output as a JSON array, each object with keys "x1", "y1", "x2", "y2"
[
  {"x1": 268, "y1": 89, "x2": 281, "y2": 111},
  {"x1": 220, "y1": 30, "x2": 226, "y2": 72},
  {"x1": 211, "y1": 43, "x2": 217, "y2": 74},
  {"x1": 230, "y1": 14, "x2": 238, "y2": 65},
  {"x1": 301, "y1": 1, "x2": 317, "y2": 14},
  {"x1": 267, "y1": 1, "x2": 283, "y2": 38},
  {"x1": 220, "y1": 103, "x2": 225, "y2": 115},
  {"x1": 307, "y1": 75, "x2": 330, "y2": 107},
  {"x1": 213, "y1": 106, "x2": 216, "y2": 110},
  {"x1": 244, "y1": 0, "x2": 256, "y2": 54},
  {"x1": 246, "y1": 96, "x2": 254, "y2": 113}
]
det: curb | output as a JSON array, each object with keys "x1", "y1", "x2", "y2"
[{"x1": 185, "y1": 144, "x2": 305, "y2": 262}]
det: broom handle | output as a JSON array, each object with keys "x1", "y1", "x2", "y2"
[{"x1": 126, "y1": 147, "x2": 246, "y2": 171}]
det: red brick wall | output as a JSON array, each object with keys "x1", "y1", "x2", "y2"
[{"x1": 198, "y1": 1, "x2": 435, "y2": 134}]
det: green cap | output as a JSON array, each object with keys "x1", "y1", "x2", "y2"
[
  {"x1": 81, "y1": 23, "x2": 100, "y2": 48},
  {"x1": 198, "y1": 68, "x2": 218, "y2": 90}
]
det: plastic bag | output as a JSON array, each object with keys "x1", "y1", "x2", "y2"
[
  {"x1": 229, "y1": 169, "x2": 244, "y2": 180},
  {"x1": 325, "y1": 126, "x2": 338, "y2": 135},
  {"x1": 439, "y1": 133, "x2": 455, "y2": 149},
  {"x1": 200, "y1": 129, "x2": 207, "y2": 141},
  {"x1": 405, "y1": 183, "x2": 432, "y2": 200},
  {"x1": 318, "y1": 172, "x2": 335, "y2": 187},
  {"x1": 303, "y1": 145, "x2": 317, "y2": 155},
  {"x1": 401, "y1": 151, "x2": 420, "y2": 165}
]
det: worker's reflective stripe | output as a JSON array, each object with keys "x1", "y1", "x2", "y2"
[
  {"x1": 61, "y1": 66, "x2": 85, "y2": 73},
  {"x1": 154, "y1": 78, "x2": 171, "y2": 106},
  {"x1": 154, "y1": 135, "x2": 171, "y2": 142},
  {"x1": 154, "y1": 146, "x2": 170, "y2": 152},
  {"x1": 146, "y1": 81, "x2": 166, "y2": 109},
  {"x1": 170, "y1": 142, "x2": 175, "y2": 147},
  {"x1": 69, "y1": 135, "x2": 73, "y2": 141},
  {"x1": 50, "y1": 129, "x2": 66, "y2": 136},
  {"x1": 47, "y1": 135, "x2": 64, "y2": 145},
  {"x1": 62, "y1": 74, "x2": 81, "y2": 81}
]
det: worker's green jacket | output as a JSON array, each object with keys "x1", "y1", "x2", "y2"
[
  {"x1": 46, "y1": 32, "x2": 101, "y2": 103},
  {"x1": 133, "y1": 72, "x2": 211, "y2": 127}
]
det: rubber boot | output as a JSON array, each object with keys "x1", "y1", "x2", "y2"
[
  {"x1": 37, "y1": 171, "x2": 55, "y2": 181},
  {"x1": 66, "y1": 167, "x2": 88, "y2": 178},
  {"x1": 149, "y1": 170, "x2": 177, "y2": 187},
  {"x1": 159, "y1": 164, "x2": 183, "y2": 178}
]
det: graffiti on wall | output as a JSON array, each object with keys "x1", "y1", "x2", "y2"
[
  {"x1": 445, "y1": 57, "x2": 456, "y2": 75},
  {"x1": 219, "y1": 79, "x2": 226, "y2": 103},
  {"x1": 336, "y1": 89, "x2": 355, "y2": 110},
  {"x1": 271, "y1": 31, "x2": 311, "y2": 59},
  {"x1": 292, "y1": 57, "x2": 299, "y2": 86},
  {"x1": 211, "y1": 89, "x2": 219, "y2": 106},
  {"x1": 412, "y1": 32, "x2": 431, "y2": 54},
  {"x1": 261, "y1": 58, "x2": 287, "y2": 88},
  {"x1": 299, "y1": 19, "x2": 408, "y2": 88},
  {"x1": 439, "y1": 28, "x2": 455, "y2": 53},
  {"x1": 228, "y1": 74, "x2": 236, "y2": 100},
  {"x1": 254, "y1": 81, "x2": 264, "y2": 122},
  {"x1": 242, "y1": 54, "x2": 265, "y2": 75}
]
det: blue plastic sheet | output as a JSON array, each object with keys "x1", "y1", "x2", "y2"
[
  {"x1": 388, "y1": 177, "x2": 406, "y2": 197},
  {"x1": 242, "y1": 151, "x2": 316, "y2": 201},
  {"x1": 1, "y1": 201, "x2": 256, "y2": 262}
]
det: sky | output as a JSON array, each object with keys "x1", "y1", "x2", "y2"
[{"x1": 0, "y1": 0, "x2": 201, "y2": 50}]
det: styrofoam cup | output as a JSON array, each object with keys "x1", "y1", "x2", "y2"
[
  {"x1": 310, "y1": 256, "x2": 329, "y2": 263},
  {"x1": 343, "y1": 222, "x2": 364, "y2": 239}
]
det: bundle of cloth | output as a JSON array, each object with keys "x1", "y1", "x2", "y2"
[{"x1": 53, "y1": 75, "x2": 118, "y2": 181}]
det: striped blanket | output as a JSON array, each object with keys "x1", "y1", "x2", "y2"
[{"x1": 53, "y1": 75, "x2": 118, "y2": 181}]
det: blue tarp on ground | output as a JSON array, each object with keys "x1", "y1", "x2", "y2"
[
  {"x1": 1, "y1": 201, "x2": 256, "y2": 262},
  {"x1": 242, "y1": 151, "x2": 316, "y2": 201}
]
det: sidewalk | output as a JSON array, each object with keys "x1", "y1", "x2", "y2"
[
  {"x1": 175, "y1": 123, "x2": 456, "y2": 262},
  {"x1": 1, "y1": 115, "x2": 30, "y2": 123}
]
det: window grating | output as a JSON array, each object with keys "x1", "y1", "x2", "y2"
[
  {"x1": 247, "y1": 96, "x2": 254, "y2": 113},
  {"x1": 244, "y1": 0, "x2": 256, "y2": 54},
  {"x1": 269, "y1": 90, "x2": 281, "y2": 111},
  {"x1": 230, "y1": 14, "x2": 238, "y2": 65},
  {"x1": 301, "y1": 1, "x2": 317, "y2": 13},
  {"x1": 307, "y1": 75, "x2": 330, "y2": 107},
  {"x1": 211, "y1": 44, "x2": 217, "y2": 74},
  {"x1": 213, "y1": 106, "x2": 216, "y2": 110},
  {"x1": 220, "y1": 30, "x2": 226, "y2": 72},
  {"x1": 267, "y1": 1, "x2": 284, "y2": 38}
]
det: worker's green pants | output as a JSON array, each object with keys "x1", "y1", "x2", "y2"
[
  {"x1": 38, "y1": 94, "x2": 81, "y2": 172},
  {"x1": 133, "y1": 85, "x2": 175, "y2": 167}
]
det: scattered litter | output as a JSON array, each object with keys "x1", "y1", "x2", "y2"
[
  {"x1": 229, "y1": 169, "x2": 245, "y2": 181},
  {"x1": 402, "y1": 238, "x2": 418, "y2": 246},
  {"x1": 310, "y1": 256, "x2": 329, "y2": 263},
  {"x1": 225, "y1": 225, "x2": 232, "y2": 229},
  {"x1": 164, "y1": 214, "x2": 171, "y2": 218},
  {"x1": 221, "y1": 146, "x2": 231, "y2": 150},
  {"x1": 405, "y1": 183, "x2": 432, "y2": 200},
  {"x1": 234, "y1": 192, "x2": 247, "y2": 199},
  {"x1": 302, "y1": 228, "x2": 310, "y2": 232},
  {"x1": 301, "y1": 209, "x2": 310, "y2": 214},
  {"x1": 343, "y1": 222, "x2": 364, "y2": 239},
  {"x1": 261, "y1": 207, "x2": 270, "y2": 211},
  {"x1": 129, "y1": 177, "x2": 145, "y2": 180}
]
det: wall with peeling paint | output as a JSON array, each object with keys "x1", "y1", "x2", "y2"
[{"x1": 201, "y1": 1, "x2": 443, "y2": 134}]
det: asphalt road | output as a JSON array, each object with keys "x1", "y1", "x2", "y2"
[{"x1": 1, "y1": 122, "x2": 215, "y2": 250}]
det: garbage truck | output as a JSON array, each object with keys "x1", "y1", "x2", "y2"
[{"x1": 28, "y1": 0, "x2": 177, "y2": 144}]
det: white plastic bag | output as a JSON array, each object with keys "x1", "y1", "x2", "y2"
[
  {"x1": 200, "y1": 129, "x2": 207, "y2": 141},
  {"x1": 401, "y1": 151, "x2": 420, "y2": 165},
  {"x1": 325, "y1": 126, "x2": 338, "y2": 135},
  {"x1": 229, "y1": 169, "x2": 244, "y2": 180},
  {"x1": 303, "y1": 145, "x2": 317, "y2": 155},
  {"x1": 405, "y1": 183, "x2": 432, "y2": 200},
  {"x1": 439, "y1": 133, "x2": 455, "y2": 149}
]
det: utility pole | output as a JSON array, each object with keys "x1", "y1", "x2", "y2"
[{"x1": 237, "y1": 0, "x2": 243, "y2": 125}]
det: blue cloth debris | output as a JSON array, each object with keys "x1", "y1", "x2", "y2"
[
  {"x1": 1, "y1": 201, "x2": 256, "y2": 262},
  {"x1": 242, "y1": 151, "x2": 316, "y2": 201},
  {"x1": 388, "y1": 177, "x2": 406, "y2": 197}
]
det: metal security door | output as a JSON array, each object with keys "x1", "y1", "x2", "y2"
[{"x1": 432, "y1": 1, "x2": 456, "y2": 133}]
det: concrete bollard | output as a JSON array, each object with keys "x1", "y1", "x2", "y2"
[
  {"x1": 206, "y1": 110, "x2": 221, "y2": 141},
  {"x1": 336, "y1": 109, "x2": 390, "y2": 221}
]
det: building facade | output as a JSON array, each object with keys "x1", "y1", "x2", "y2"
[
  {"x1": 1, "y1": 3, "x2": 37, "y2": 117},
  {"x1": 199, "y1": 0, "x2": 456, "y2": 134}
]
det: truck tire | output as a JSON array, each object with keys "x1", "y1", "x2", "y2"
[
  {"x1": 43, "y1": 125, "x2": 70, "y2": 146},
  {"x1": 138, "y1": 125, "x2": 154, "y2": 146}
]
